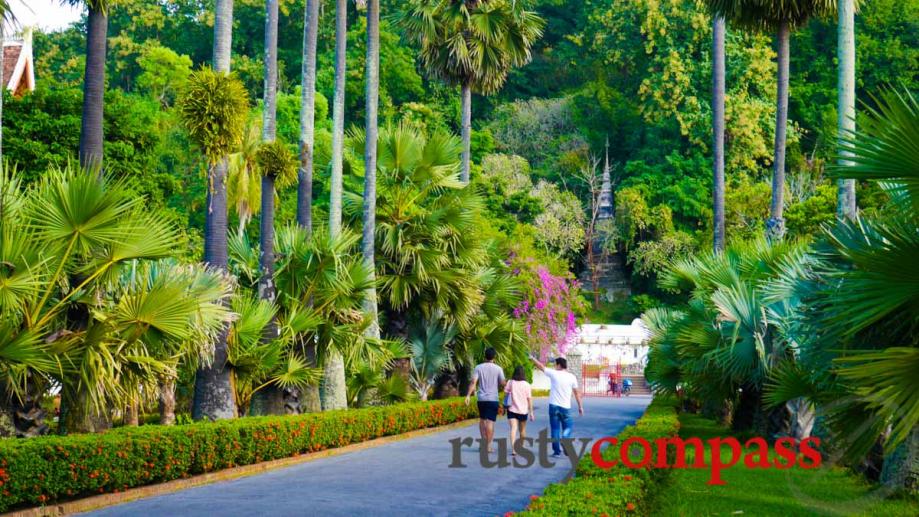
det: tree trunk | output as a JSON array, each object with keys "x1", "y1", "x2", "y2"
[
  {"x1": 321, "y1": 0, "x2": 349, "y2": 412},
  {"x1": 328, "y1": 0, "x2": 347, "y2": 238},
  {"x1": 712, "y1": 15, "x2": 726, "y2": 253},
  {"x1": 212, "y1": 0, "x2": 234, "y2": 73},
  {"x1": 881, "y1": 426, "x2": 919, "y2": 495},
  {"x1": 193, "y1": 0, "x2": 237, "y2": 422},
  {"x1": 362, "y1": 0, "x2": 381, "y2": 341},
  {"x1": 836, "y1": 0, "x2": 857, "y2": 220},
  {"x1": 766, "y1": 21, "x2": 790, "y2": 242},
  {"x1": 159, "y1": 379, "x2": 177, "y2": 425},
  {"x1": 298, "y1": 0, "x2": 320, "y2": 232},
  {"x1": 460, "y1": 82, "x2": 472, "y2": 183},
  {"x1": 79, "y1": 5, "x2": 108, "y2": 172},
  {"x1": 62, "y1": 391, "x2": 112, "y2": 434},
  {"x1": 300, "y1": 339, "x2": 322, "y2": 413},
  {"x1": 1, "y1": 26, "x2": 5, "y2": 160},
  {"x1": 258, "y1": 1, "x2": 280, "y2": 389},
  {"x1": 124, "y1": 401, "x2": 139, "y2": 427}
]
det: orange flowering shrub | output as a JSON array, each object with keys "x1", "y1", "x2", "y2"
[
  {"x1": 520, "y1": 398, "x2": 678, "y2": 516},
  {"x1": 0, "y1": 398, "x2": 476, "y2": 512}
]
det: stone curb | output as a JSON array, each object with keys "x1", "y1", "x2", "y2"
[{"x1": 3, "y1": 417, "x2": 479, "y2": 517}]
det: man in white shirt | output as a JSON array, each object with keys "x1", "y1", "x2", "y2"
[{"x1": 531, "y1": 355, "x2": 583, "y2": 456}]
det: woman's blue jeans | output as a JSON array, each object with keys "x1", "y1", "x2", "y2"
[{"x1": 548, "y1": 404, "x2": 573, "y2": 455}]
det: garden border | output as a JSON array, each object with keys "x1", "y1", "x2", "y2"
[{"x1": 2, "y1": 416, "x2": 477, "y2": 517}]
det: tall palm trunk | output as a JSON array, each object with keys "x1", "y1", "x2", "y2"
[
  {"x1": 298, "y1": 0, "x2": 320, "y2": 232},
  {"x1": 322, "y1": 0, "x2": 348, "y2": 411},
  {"x1": 159, "y1": 379, "x2": 177, "y2": 425},
  {"x1": 362, "y1": 0, "x2": 381, "y2": 340},
  {"x1": 259, "y1": 0, "x2": 279, "y2": 312},
  {"x1": 836, "y1": 0, "x2": 857, "y2": 220},
  {"x1": 712, "y1": 15, "x2": 726, "y2": 253},
  {"x1": 78, "y1": 4, "x2": 108, "y2": 172},
  {"x1": 460, "y1": 82, "x2": 472, "y2": 183},
  {"x1": 193, "y1": 0, "x2": 237, "y2": 421},
  {"x1": 766, "y1": 21, "x2": 790, "y2": 242}
]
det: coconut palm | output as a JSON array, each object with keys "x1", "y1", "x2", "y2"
[
  {"x1": 836, "y1": 0, "x2": 857, "y2": 219},
  {"x1": 707, "y1": 0, "x2": 837, "y2": 241},
  {"x1": 179, "y1": 67, "x2": 249, "y2": 421},
  {"x1": 397, "y1": 0, "x2": 544, "y2": 183},
  {"x1": 298, "y1": 0, "x2": 321, "y2": 231},
  {"x1": 362, "y1": 0, "x2": 381, "y2": 341},
  {"x1": 65, "y1": 0, "x2": 115, "y2": 171}
]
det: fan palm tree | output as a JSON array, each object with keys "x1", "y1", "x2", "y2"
[
  {"x1": 0, "y1": 164, "x2": 227, "y2": 434},
  {"x1": 226, "y1": 294, "x2": 319, "y2": 415},
  {"x1": 409, "y1": 318, "x2": 456, "y2": 401},
  {"x1": 707, "y1": 0, "x2": 836, "y2": 241},
  {"x1": 397, "y1": 0, "x2": 544, "y2": 183},
  {"x1": 179, "y1": 67, "x2": 248, "y2": 421},
  {"x1": 298, "y1": 0, "x2": 321, "y2": 231},
  {"x1": 645, "y1": 238, "x2": 809, "y2": 433},
  {"x1": 836, "y1": 0, "x2": 857, "y2": 219},
  {"x1": 66, "y1": 0, "x2": 115, "y2": 171},
  {"x1": 346, "y1": 125, "x2": 488, "y2": 333},
  {"x1": 766, "y1": 91, "x2": 919, "y2": 479}
]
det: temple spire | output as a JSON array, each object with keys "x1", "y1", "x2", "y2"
[{"x1": 598, "y1": 137, "x2": 613, "y2": 219}]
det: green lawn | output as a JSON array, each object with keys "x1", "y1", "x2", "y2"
[{"x1": 653, "y1": 414, "x2": 919, "y2": 517}]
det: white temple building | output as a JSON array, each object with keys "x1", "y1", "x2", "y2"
[{"x1": 532, "y1": 319, "x2": 651, "y2": 389}]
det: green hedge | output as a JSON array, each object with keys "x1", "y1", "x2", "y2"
[
  {"x1": 520, "y1": 397, "x2": 679, "y2": 516},
  {"x1": 0, "y1": 398, "x2": 476, "y2": 512}
]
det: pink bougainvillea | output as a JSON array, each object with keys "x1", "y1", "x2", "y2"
[{"x1": 512, "y1": 262, "x2": 581, "y2": 359}]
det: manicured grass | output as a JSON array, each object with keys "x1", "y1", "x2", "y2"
[{"x1": 653, "y1": 414, "x2": 919, "y2": 516}]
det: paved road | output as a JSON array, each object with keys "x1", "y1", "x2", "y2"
[{"x1": 85, "y1": 396, "x2": 651, "y2": 517}]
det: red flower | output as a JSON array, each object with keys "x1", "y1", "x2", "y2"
[
  {"x1": 626, "y1": 502, "x2": 636, "y2": 511},
  {"x1": 623, "y1": 475, "x2": 632, "y2": 481},
  {"x1": 530, "y1": 495, "x2": 539, "y2": 501}
]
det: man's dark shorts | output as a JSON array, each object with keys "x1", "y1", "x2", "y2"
[{"x1": 477, "y1": 401, "x2": 499, "y2": 421}]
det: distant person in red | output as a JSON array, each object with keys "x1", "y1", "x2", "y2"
[{"x1": 465, "y1": 347, "x2": 505, "y2": 453}]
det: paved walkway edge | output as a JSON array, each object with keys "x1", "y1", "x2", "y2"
[{"x1": 3, "y1": 417, "x2": 479, "y2": 517}]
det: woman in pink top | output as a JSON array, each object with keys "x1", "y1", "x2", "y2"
[{"x1": 504, "y1": 365, "x2": 534, "y2": 455}]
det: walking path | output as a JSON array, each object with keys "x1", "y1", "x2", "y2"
[{"x1": 84, "y1": 396, "x2": 651, "y2": 517}]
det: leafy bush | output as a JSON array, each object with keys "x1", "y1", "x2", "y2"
[
  {"x1": 520, "y1": 398, "x2": 679, "y2": 516},
  {"x1": 0, "y1": 398, "x2": 476, "y2": 512}
]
